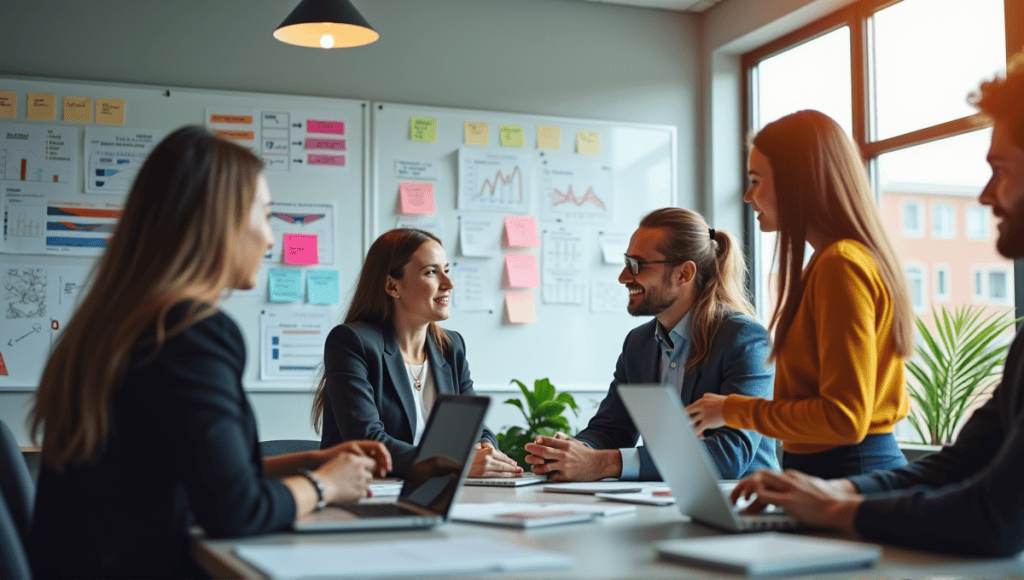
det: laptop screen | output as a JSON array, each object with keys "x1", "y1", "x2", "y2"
[{"x1": 398, "y1": 395, "x2": 489, "y2": 515}]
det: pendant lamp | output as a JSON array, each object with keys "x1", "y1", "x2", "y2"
[{"x1": 273, "y1": 0, "x2": 379, "y2": 49}]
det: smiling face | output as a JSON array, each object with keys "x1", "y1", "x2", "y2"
[
  {"x1": 745, "y1": 146, "x2": 779, "y2": 232},
  {"x1": 387, "y1": 240, "x2": 453, "y2": 326},
  {"x1": 979, "y1": 121, "x2": 1024, "y2": 260},
  {"x1": 232, "y1": 174, "x2": 273, "y2": 290},
  {"x1": 618, "y1": 227, "x2": 680, "y2": 317}
]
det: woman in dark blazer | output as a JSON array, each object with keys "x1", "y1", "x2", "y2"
[{"x1": 313, "y1": 229, "x2": 523, "y2": 477}]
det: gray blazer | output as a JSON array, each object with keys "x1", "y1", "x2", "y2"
[{"x1": 320, "y1": 320, "x2": 497, "y2": 475}]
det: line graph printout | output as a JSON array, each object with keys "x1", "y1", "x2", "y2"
[
  {"x1": 265, "y1": 202, "x2": 335, "y2": 265},
  {"x1": 542, "y1": 227, "x2": 586, "y2": 305},
  {"x1": 540, "y1": 163, "x2": 613, "y2": 224},
  {"x1": 85, "y1": 127, "x2": 163, "y2": 194},
  {"x1": 0, "y1": 123, "x2": 78, "y2": 185},
  {"x1": 458, "y1": 148, "x2": 532, "y2": 213}
]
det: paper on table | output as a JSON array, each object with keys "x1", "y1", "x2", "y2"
[
  {"x1": 505, "y1": 253, "x2": 540, "y2": 288},
  {"x1": 399, "y1": 182, "x2": 435, "y2": 215},
  {"x1": 459, "y1": 215, "x2": 503, "y2": 257},
  {"x1": 505, "y1": 291, "x2": 536, "y2": 324},
  {"x1": 282, "y1": 233, "x2": 318, "y2": 265},
  {"x1": 454, "y1": 502, "x2": 635, "y2": 519},
  {"x1": 504, "y1": 215, "x2": 539, "y2": 247},
  {"x1": 543, "y1": 481, "x2": 645, "y2": 494},
  {"x1": 369, "y1": 478, "x2": 403, "y2": 497}
]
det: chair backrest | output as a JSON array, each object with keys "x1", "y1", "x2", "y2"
[
  {"x1": 0, "y1": 420, "x2": 33, "y2": 544},
  {"x1": 0, "y1": 492, "x2": 32, "y2": 580},
  {"x1": 259, "y1": 439, "x2": 320, "y2": 458}
]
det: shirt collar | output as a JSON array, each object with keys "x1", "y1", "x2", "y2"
[{"x1": 655, "y1": 310, "x2": 692, "y2": 350}]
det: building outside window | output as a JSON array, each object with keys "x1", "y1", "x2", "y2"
[
  {"x1": 935, "y1": 264, "x2": 951, "y2": 301},
  {"x1": 902, "y1": 201, "x2": 923, "y2": 237},
  {"x1": 967, "y1": 205, "x2": 990, "y2": 240},
  {"x1": 931, "y1": 204, "x2": 955, "y2": 239},
  {"x1": 906, "y1": 264, "x2": 926, "y2": 311},
  {"x1": 990, "y1": 269, "x2": 1009, "y2": 303}
]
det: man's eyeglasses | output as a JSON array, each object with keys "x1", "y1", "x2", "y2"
[{"x1": 623, "y1": 254, "x2": 680, "y2": 276}]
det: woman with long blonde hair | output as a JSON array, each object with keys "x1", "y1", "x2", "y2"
[
  {"x1": 28, "y1": 127, "x2": 389, "y2": 579},
  {"x1": 688, "y1": 110, "x2": 914, "y2": 478}
]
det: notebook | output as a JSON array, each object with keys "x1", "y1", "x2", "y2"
[
  {"x1": 451, "y1": 501, "x2": 635, "y2": 528},
  {"x1": 463, "y1": 473, "x2": 548, "y2": 487},
  {"x1": 617, "y1": 384, "x2": 801, "y2": 532},
  {"x1": 542, "y1": 481, "x2": 644, "y2": 495},
  {"x1": 657, "y1": 533, "x2": 881, "y2": 577},
  {"x1": 293, "y1": 394, "x2": 488, "y2": 532}
]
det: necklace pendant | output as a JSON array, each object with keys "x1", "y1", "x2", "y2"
[{"x1": 413, "y1": 379, "x2": 422, "y2": 390}]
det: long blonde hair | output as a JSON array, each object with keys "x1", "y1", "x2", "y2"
[
  {"x1": 31, "y1": 126, "x2": 263, "y2": 469},
  {"x1": 639, "y1": 208, "x2": 756, "y2": 372},
  {"x1": 751, "y1": 110, "x2": 914, "y2": 360}
]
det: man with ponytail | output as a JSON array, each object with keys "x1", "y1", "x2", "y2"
[{"x1": 525, "y1": 208, "x2": 778, "y2": 481}]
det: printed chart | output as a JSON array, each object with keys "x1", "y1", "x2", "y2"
[
  {"x1": 542, "y1": 227, "x2": 586, "y2": 305},
  {"x1": 85, "y1": 128, "x2": 164, "y2": 194},
  {"x1": 265, "y1": 202, "x2": 335, "y2": 265},
  {"x1": 458, "y1": 148, "x2": 532, "y2": 213},
  {"x1": 0, "y1": 123, "x2": 77, "y2": 185},
  {"x1": 1, "y1": 183, "x2": 123, "y2": 256},
  {"x1": 540, "y1": 163, "x2": 613, "y2": 223},
  {"x1": 259, "y1": 308, "x2": 334, "y2": 380}
]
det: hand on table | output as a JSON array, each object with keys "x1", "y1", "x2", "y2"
[
  {"x1": 730, "y1": 469, "x2": 863, "y2": 532},
  {"x1": 469, "y1": 441, "x2": 524, "y2": 478},
  {"x1": 317, "y1": 440, "x2": 392, "y2": 478},
  {"x1": 317, "y1": 450, "x2": 378, "y2": 504},
  {"x1": 524, "y1": 432, "x2": 620, "y2": 482},
  {"x1": 685, "y1": 393, "x2": 728, "y2": 438}
]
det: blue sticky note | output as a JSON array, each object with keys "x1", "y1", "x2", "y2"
[
  {"x1": 268, "y1": 268, "x2": 303, "y2": 302},
  {"x1": 307, "y1": 269, "x2": 340, "y2": 306}
]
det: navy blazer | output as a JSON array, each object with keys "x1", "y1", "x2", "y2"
[
  {"x1": 575, "y1": 313, "x2": 779, "y2": 480},
  {"x1": 320, "y1": 320, "x2": 497, "y2": 476}
]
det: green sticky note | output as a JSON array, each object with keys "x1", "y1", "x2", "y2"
[
  {"x1": 410, "y1": 116, "x2": 437, "y2": 142},
  {"x1": 268, "y1": 268, "x2": 303, "y2": 302},
  {"x1": 500, "y1": 124, "x2": 525, "y2": 147},
  {"x1": 307, "y1": 269, "x2": 340, "y2": 306}
]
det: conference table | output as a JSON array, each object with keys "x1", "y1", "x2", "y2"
[{"x1": 191, "y1": 483, "x2": 1024, "y2": 579}]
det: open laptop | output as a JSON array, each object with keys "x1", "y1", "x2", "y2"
[
  {"x1": 618, "y1": 384, "x2": 800, "y2": 532},
  {"x1": 294, "y1": 394, "x2": 489, "y2": 532},
  {"x1": 463, "y1": 474, "x2": 548, "y2": 487}
]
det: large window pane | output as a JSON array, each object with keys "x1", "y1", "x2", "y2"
[{"x1": 872, "y1": 0, "x2": 1005, "y2": 140}]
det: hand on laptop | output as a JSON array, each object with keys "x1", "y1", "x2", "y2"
[
  {"x1": 730, "y1": 469, "x2": 863, "y2": 532},
  {"x1": 469, "y1": 441, "x2": 524, "y2": 478},
  {"x1": 318, "y1": 450, "x2": 379, "y2": 503},
  {"x1": 685, "y1": 393, "x2": 728, "y2": 438},
  {"x1": 320, "y1": 440, "x2": 392, "y2": 478},
  {"x1": 524, "y1": 432, "x2": 622, "y2": 482}
]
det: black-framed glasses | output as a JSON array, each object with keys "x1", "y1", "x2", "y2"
[{"x1": 623, "y1": 254, "x2": 680, "y2": 276}]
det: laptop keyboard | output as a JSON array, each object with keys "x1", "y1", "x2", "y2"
[{"x1": 342, "y1": 503, "x2": 419, "y2": 517}]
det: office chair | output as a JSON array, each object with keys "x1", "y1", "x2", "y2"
[
  {"x1": 0, "y1": 420, "x2": 33, "y2": 580},
  {"x1": 259, "y1": 439, "x2": 321, "y2": 457}
]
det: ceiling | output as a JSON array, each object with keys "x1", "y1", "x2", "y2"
[{"x1": 571, "y1": 0, "x2": 726, "y2": 12}]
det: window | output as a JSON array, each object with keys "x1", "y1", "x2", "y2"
[
  {"x1": 931, "y1": 204, "x2": 954, "y2": 239},
  {"x1": 990, "y1": 270, "x2": 1009, "y2": 303},
  {"x1": 906, "y1": 265, "x2": 925, "y2": 311},
  {"x1": 973, "y1": 268, "x2": 985, "y2": 300},
  {"x1": 902, "y1": 202, "x2": 923, "y2": 237},
  {"x1": 935, "y1": 264, "x2": 951, "y2": 301},
  {"x1": 967, "y1": 206, "x2": 989, "y2": 239}
]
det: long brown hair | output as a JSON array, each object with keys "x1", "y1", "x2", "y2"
[
  {"x1": 311, "y1": 228, "x2": 451, "y2": 432},
  {"x1": 751, "y1": 110, "x2": 914, "y2": 360},
  {"x1": 31, "y1": 126, "x2": 264, "y2": 469},
  {"x1": 639, "y1": 208, "x2": 756, "y2": 372}
]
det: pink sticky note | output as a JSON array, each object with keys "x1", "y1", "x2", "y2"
[
  {"x1": 306, "y1": 137, "x2": 346, "y2": 151},
  {"x1": 505, "y1": 215, "x2": 540, "y2": 247},
  {"x1": 308, "y1": 154, "x2": 345, "y2": 167},
  {"x1": 307, "y1": 119, "x2": 345, "y2": 134},
  {"x1": 506, "y1": 292, "x2": 537, "y2": 324},
  {"x1": 283, "y1": 233, "x2": 319, "y2": 265},
  {"x1": 505, "y1": 253, "x2": 540, "y2": 288},
  {"x1": 400, "y1": 182, "x2": 436, "y2": 215}
]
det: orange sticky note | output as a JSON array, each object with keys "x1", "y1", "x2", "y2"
[
  {"x1": 0, "y1": 92, "x2": 16, "y2": 118},
  {"x1": 63, "y1": 96, "x2": 93, "y2": 122},
  {"x1": 537, "y1": 125, "x2": 560, "y2": 150},
  {"x1": 464, "y1": 121, "x2": 489, "y2": 146},
  {"x1": 283, "y1": 233, "x2": 319, "y2": 265},
  {"x1": 96, "y1": 99, "x2": 126, "y2": 125},
  {"x1": 577, "y1": 131, "x2": 600, "y2": 154},
  {"x1": 505, "y1": 253, "x2": 540, "y2": 288},
  {"x1": 506, "y1": 292, "x2": 537, "y2": 324},
  {"x1": 399, "y1": 182, "x2": 435, "y2": 215},
  {"x1": 27, "y1": 94, "x2": 55, "y2": 120},
  {"x1": 505, "y1": 215, "x2": 539, "y2": 247}
]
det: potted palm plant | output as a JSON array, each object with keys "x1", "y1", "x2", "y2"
[{"x1": 495, "y1": 378, "x2": 579, "y2": 469}]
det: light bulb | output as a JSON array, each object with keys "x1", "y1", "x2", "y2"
[{"x1": 319, "y1": 33, "x2": 334, "y2": 49}]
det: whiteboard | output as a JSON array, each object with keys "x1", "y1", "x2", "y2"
[
  {"x1": 0, "y1": 75, "x2": 368, "y2": 391},
  {"x1": 372, "y1": 102, "x2": 676, "y2": 391}
]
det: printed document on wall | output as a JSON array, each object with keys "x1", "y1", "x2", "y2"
[
  {"x1": 1, "y1": 182, "x2": 123, "y2": 257},
  {"x1": 540, "y1": 163, "x2": 612, "y2": 224},
  {"x1": 0, "y1": 122, "x2": 78, "y2": 185},
  {"x1": 85, "y1": 127, "x2": 164, "y2": 194},
  {"x1": 260, "y1": 308, "x2": 334, "y2": 380},
  {"x1": 266, "y1": 202, "x2": 335, "y2": 265},
  {"x1": 542, "y1": 227, "x2": 586, "y2": 305},
  {"x1": 458, "y1": 148, "x2": 532, "y2": 213}
]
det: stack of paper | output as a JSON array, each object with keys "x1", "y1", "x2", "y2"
[{"x1": 451, "y1": 502, "x2": 635, "y2": 528}]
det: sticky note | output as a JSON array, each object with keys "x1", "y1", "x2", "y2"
[
  {"x1": 537, "y1": 125, "x2": 561, "y2": 150},
  {"x1": 96, "y1": 99, "x2": 125, "y2": 125},
  {"x1": 306, "y1": 137, "x2": 346, "y2": 151},
  {"x1": 308, "y1": 153, "x2": 345, "y2": 166},
  {"x1": 307, "y1": 119, "x2": 345, "y2": 135},
  {"x1": 0, "y1": 92, "x2": 16, "y2": 118},
  {"x1": 400, "y1": 182, "x2": 435, "y2": 215},
  {"x1": 464, "y1": 121, "x2": 489, "y2": 146},
  {"x1": 500, "y1": 124, "x2": 525, "y2": 147},
  {"x1": 577, "y1": 131, "x2": 600, "y2": 154},
  {"x1": 506, "y1": 292, "x2": 537, "y2": 324},
  {"x1": 269, "y1": 268, "x2": 304, "y2": 302},
  {"x1": 307, "y1": 270, "x2": 340, "y2": 305},
  {"x1": 411, "y1": 116, "x2": 437, "y2": 142},
  {"x1": 213, "y1": 129, "x2": 255, "y2": 141},
  {"x1": 63, "y1": 96, "x2": 93, "y2": 123},
  {"x1": 27, "y1": 94, "x2": 55, "y2": 120},
  {"x1": 506, "y1": 253, "x2": 540, "y2": 288},
  {"x1": 505, "y1": 216, "x2": 539, "y2": 247},
  {"x1": 282, "y1": 233, "x2": 319, "y2": 265}
]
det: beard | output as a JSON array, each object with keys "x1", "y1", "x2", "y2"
[
  {"x1": 995, "y1": 199, "x2": 1024, "y2": 259},
  {"x1": 627, "y1": 273, "x2": 677, "y2": 317}
]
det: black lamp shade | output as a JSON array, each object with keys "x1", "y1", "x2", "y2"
[{"x1": 273, "y1": 0, "x2": 379, "y2": 49}]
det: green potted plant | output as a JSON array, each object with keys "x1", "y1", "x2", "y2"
[
  {"x1": 495, "y1": 378, "x2": 580, "y2": 469},
  {"x1": 905, "y1": 305, "x2": 1016, "y2": 447}
]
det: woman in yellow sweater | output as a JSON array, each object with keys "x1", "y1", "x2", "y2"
[{"x1": 687, "y1": 110, "x2": 914, "y2": 479}]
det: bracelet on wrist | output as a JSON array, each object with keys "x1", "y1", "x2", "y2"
[{"x1": 299, "y1": 469, "x2": 327, "y2": 511}]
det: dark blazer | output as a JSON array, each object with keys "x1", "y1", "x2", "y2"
[
  {"x1": 575, "y1": 313, "x2": 779, "y2": 480},
  {"x1": 28, "y1": 307, "x2": 294, "y2": 579},
  {"x1": 320, "y1": 320, "x2": 497, "y2": 476}
]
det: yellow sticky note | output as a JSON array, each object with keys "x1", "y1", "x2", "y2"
[
  {"x1": 506, "y1": 292, "x2": 537, "y2": 324},
  {"x1": 96, "y1": 99, "x2": 126, "y2": 125},
  {"x1": 464, "y1": 121, "x2": 489, "y2": 146},
  {"x1": 27, "y1": 94, "x2": 55, "y2": 120},
  {"x1": 0, "y1": 92, "x2": 15, "y2": 118},
  {"x1": 577, "y1": 131, "x2": 600, "y2": 154},
  {"x1": 500, "y1": 124, "x2": 525, "y2": 148},
  {"x1": 410, "y1": 116, "x2": 437, "y2": 142},
  {"x1": 63, "y1": 96, "x2": 93, "y2": 123},
  {"x1": 537, "y1": 125, "x2": 561, "y2": 150}
]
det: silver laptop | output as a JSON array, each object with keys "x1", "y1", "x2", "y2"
[
  {"x1": 618, "y1": 384, "x2": 799, "y2": 532},
  {"x1": 463, "y1": 474, "x2": 548, "y2": 487},
  {"x1": 294, "y1": 394, "x2": 489, "y2": 532}
]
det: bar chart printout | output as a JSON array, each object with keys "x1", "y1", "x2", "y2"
[
  {"x1": 85, "y1": 128, "x2": 163, "y2": 194},
  {"x1": 0, "y1": 123, "x2": 77, "y2": 184},
  {"x1": 457, "y1": 147, "x2": 532, "y2": 213}
]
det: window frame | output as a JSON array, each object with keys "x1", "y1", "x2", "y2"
[
  {"x1": 930, "y1": 203, "x2": 955, "y2": 239},
  {"x1": 967, "y1": 205, "x2": 990, "y2": 240},
  {"x1": 905, "y1": 262, "x2": 927, "y2": 312},
  {"x1": 934, "y1": 263, "x2": 951, "y2": 301},
  {"x1": 902, "y1": 200, "x2": 924, "y2": 237}
]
